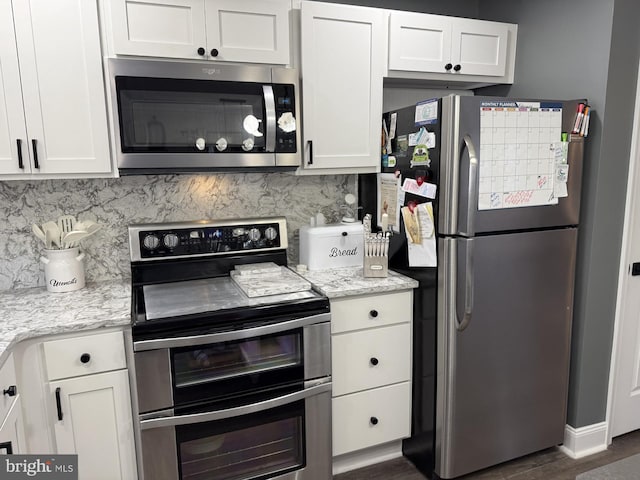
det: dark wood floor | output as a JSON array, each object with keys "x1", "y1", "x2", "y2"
[{"x1": 335, "y1": 429, "x2": 640, "y2": 480}]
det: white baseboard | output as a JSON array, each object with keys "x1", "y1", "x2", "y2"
[
  {"x1": 558, "y1": 422, "x2": 608, "y2": 459},
  {"x1": 332, "y1": 441, "x2": 403, "y2": 475}
]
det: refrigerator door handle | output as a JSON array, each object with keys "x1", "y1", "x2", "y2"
[
  {"x1": 460, "y1": 134, "x2": 479, "y2": 236},
  {"x1": 456, "y1": 238, "x2": 474, "y2": 331}
]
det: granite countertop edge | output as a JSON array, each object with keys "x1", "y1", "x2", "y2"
[
  {"x1": 0, "y1": 280, "x2": 132, "y2": 365},
  {"x1": 0, "y1": 267, "x2": 418, "y2": 364},
  {"x1": 296, "y1": 266, "x2": 419, "y2": 299}
]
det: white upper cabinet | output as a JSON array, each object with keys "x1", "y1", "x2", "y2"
[
  {"x1": 108, "y1": 0, "x2": 291, "y2": 64},
  {"x1": 388, "y1": 12, "x2": 515, "y2": 83},
  {"x1": 299, "y1": 1, "x2": 385, "y2": 171},
  {"x1": 0, "y1": 0, "x2": 112, "y2": 178}
]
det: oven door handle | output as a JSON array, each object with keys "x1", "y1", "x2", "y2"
[
  {"x1": 139, "y1": 380, "x2": 331, "y2": 430},
  {"x1": 133, "y1": 312, "x2": 330, "y2": 351}
]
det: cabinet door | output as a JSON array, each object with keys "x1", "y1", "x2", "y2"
[
  {"x1": 11, "y1": 0, "x2": 111, "y2": 174},
  {"x1": 206, "y1": 0, "x2": 290, "y2": 64},
  {"x1": 388, "y1": 12, "x2": 452, "y2": 74},
  {"x1": 110, "y1": 0, "x2": 207, "y2": 59},
  {"x1": 0, "y1": 397, "x2": 26, "y2": 455},
  {"x1": 450, "y1": 17, "x2": 509, "y2": 77},
  {"x1": 300, "y1": 1, "x2": 384, "y2": 170},
  {"x1": 0, "y1": 0, "x2": 29, "y2": 175},
  {"x1": 50, "y1": 370, "x2": 137, "y2": 480}
]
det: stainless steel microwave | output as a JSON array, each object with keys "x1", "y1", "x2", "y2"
[{"x1": 107, "y1": 59, "x2": 300, "y2": 174}]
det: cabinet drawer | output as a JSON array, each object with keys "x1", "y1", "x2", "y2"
[
  {"x1": 331, "y1": 290, "x2": 412, "y2": 334},
  {"x1": 332, "y1": 382, "x2": 411, "y2": 456},
  {"x1": 43, "y1": 331, "x2": 126, "y2": 381},
  {"x1": 0, "y1": 354, "x2": 17, "y2": 423},
  {"x1": 332, "y1": 323, "x2": 411, "y2": 396}
]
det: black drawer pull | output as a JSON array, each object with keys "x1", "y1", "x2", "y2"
[
  {"x1": 370, "y1": 416, "x2": 379, "y2": 425},
  {"x1": 210, "y1": 48, "x2": 219, "y2": 57},
  {"x1": 369, "y1": 309, "x2": 378, "y2": 318},
  {"x1": 80, "y1": 353, "x2": 91, "y2": 364},
  {"x1": 370, "y1": 357, "x2": 379, "y2": 366},
  {"x1": 197, "y1": 47, "x2": 205, "y2": 56},
  {"x1": 55, "y1": 387, "x2": 63, "y2": 421},
  {"x1": 3, "y1": 386, "x2": 17, "y2": 397}
]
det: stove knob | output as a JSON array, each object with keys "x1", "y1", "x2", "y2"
[
  {"x1": 264, "y1": 227, "x2": 278, "y2": 241},
  {"x1": 248, "y1": 228, "x2": 261, "y2": 242},
  {"x1": 142, "y1": 234, "x2": 160, "y2": 250},
  {"x1": 163, "y1": 233, "x2": 180, "y2": 249}
]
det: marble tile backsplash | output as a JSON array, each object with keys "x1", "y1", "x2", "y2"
[{"x1": 0, "y1": 173, "x2": 356, "y2": 291}]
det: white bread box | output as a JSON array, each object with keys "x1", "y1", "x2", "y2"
[{"x1": 299, "y1": 223, "x2": 364, "y2": 271}]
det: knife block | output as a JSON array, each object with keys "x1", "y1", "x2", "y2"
[{"x1": 363, "y1": 236, "x2": 389, "y2": 278}]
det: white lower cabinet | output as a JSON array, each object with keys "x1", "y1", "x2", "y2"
[
  {"x1": 330, "y1": 290, "x2": 413, "y2": 461},
  {"x1": 42, "y1": 330, "x2": 137, "y2": 480},
  {"x1": 0, "y1": 354, "x2": 25, "y2": 454},
  {"x1": 333, "y1": 382, "x2": 411, "y2": 457},
  {"x1": 49, "y1": 370, "x2": 136, "y2": 480},
  {"x1": 0, "y1": 398, "x2": 26, "y2": 454}
]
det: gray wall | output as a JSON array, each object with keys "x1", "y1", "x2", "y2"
[{"x1": 477, "y1": 0, "x2": 640, "y2": 428}]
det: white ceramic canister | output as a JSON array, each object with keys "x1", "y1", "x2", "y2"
[{"x1": 40, "y1": 248, "x2": 86, "y2": 293}]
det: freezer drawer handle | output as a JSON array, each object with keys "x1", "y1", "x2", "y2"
[{"x1": 460, "y1": 134, "x2": 478, "y2": 236}]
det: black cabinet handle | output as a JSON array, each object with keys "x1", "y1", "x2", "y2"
[
  {"x1": 3, "y1": 386, "x2": 17, "y2": 397},
  {"x1": 210, "y1": 48, "x2": 219, "y2": 57},
  {"x1": 307, "y1": 140, "x2": 313, "y2": 165},
  {"x1": 453, "y1": 64, "x2": 462, "y2": 72},
  {"x1": 632, "y1": 262, "x2": 640, "y2": 276},
  {"x1": 55, "y1": 387, "x2": 63, "y2": 421},
  {"x1": 445, "y1": 63, "x2": 453, "y2": 71},
  {"x1": 80, "y1": 353, "x2": 91, "y2": 364},
  {"x1": 16, "y1": 139, "x2": 24, "y2": 169},
  {"x1": 197, "y1": 47, "x2": 206, "y2": 56},
  {"x1": 369, "y1": 310, "x2": 378, "y2": 318},
  {"x1": 370, "y1": 416, "x2": 379, "y2": 425},
  {"x1": 32, "y1": 139, "x2": 39, "y2": 169},
  {"x1": 370, "y1": 357, "x2": 379, "y2": 366}
]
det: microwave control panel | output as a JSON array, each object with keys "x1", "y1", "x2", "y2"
[{"x1": 274, "y1": 84, "x2": 297, "y2": 153}]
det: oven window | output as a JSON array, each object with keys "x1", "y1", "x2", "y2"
[
  {"x1": 173, "y1": 332, "x2": 301, "y2": 389},
  {"x1": 177, "y1": 401, "x2": 305, "y2": 480},
  {"x1": 116, "y1": 77, "x2": 267, "y2": 154}
]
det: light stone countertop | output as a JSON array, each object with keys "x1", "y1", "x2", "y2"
[
  {"x1": 0, "y1": 267, "x2": 417, "y2": 365},
  {"x1": 0, "y1": 280, "x2": 131, "y2": 364},
  {"x1": 297, "y1": 266, "x2": 418, "y2": 298}
]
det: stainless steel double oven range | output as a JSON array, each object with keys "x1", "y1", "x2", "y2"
[{"x1": 127, "y1": 217, "x2": 331, "y2": 480}]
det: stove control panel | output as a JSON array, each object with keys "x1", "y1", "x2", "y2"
[{"x1": 129, "y1": 218, "x2": 288, "y2": 261}]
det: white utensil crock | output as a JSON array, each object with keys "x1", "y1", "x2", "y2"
[{"x1": 40, "y1": 248, "x2": 85, "y2": 293}]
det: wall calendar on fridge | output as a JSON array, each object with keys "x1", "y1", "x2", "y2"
[{"x1": 479, "y1": 101, "x2": 563, "y2": 210}]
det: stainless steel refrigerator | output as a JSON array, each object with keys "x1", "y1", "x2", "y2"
[{"x1": 358, "y1": 95, "x2": 585, "y2": 479}]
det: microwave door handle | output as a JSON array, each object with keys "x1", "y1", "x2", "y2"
[
  {"x1": 139, "y1": 381, "x2": 331, "y2": 430},
  {"x1": 263, "y1": 85, "x2": 276, "y2": 152},
  {"x1": 133, "y1": 312, "x2": 331, "y2": 351}
]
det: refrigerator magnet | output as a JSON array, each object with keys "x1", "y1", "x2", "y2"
[{"x1": 411, "y1": 144, "x2": 430, "y2": 168}]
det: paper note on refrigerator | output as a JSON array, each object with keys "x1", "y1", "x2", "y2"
[
  {"x1": 405, "y1": 203, "x2": 437, "y2": 267},
  {"x1": 378, "y1": 173, "x2": 401, "y2": 232},
  {"x1": 478, "y1": 102, "x2": 563, "y2": 210}
]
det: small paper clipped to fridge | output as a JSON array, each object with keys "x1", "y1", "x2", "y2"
[{"x1": 401, "y1": 202, "x2": 437, "y2": 267}]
